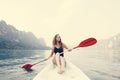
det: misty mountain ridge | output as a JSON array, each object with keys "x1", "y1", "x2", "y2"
[
  {"x1": 0, "y1": 20, "x2": 50, "y2": 49},
  {"x1": 94, "y1": 33, "x2": 120, "y2": 49}
]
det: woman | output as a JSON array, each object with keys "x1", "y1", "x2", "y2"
[{"x1": 45, "y1": 34, "x2": 72, "y2": 74}]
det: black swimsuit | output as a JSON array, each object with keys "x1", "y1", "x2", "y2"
[{"x1": 54, "y1": 47, "x2": 64, "y2": 57}]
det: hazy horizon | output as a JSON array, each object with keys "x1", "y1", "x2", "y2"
[{"x1": 0, "y1": 0, "x2": 120, "y2": 46}]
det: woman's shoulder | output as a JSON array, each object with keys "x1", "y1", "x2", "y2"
[
  {"x1": 62, "y1": 42, "x2": 66, "y2": 47},
  {"x1": 62, "y1": 42, "x2": 66, "y2": 45},
  {"x1": 62, "y1": 42, "x2": 68, "y2": 49}
]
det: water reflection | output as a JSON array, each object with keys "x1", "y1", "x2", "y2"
[
  {"x1": 107, "y1": 49, "x2": 120, "y2": 63},
  {"x1": 66, "y1": 48, "x2": 120, "y2": 80},
  {"x1": 0, "y1": 50, "x2": 47, "y2": 80},
  {"x1": 0, "y1": 49, "x2": 120, "y2": 80},
  {"x1": 0, "y1": 50, "x2": 45, "y2": 60}
]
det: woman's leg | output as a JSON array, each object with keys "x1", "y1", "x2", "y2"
[
  {"x1": 55, "y1": 53, "x2": 61, "y2": 74},
  {"x1": 52, "y1": 55, "x2": 57, "y2": 65},
  {"x1": 60, "y1": 56, "x2": 65, "y2": 73}
]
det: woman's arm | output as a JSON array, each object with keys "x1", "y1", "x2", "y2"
[
  {"x1": 62, "y1": 43, "x2": 72, "y2": 52},
  {"x1": 44, "y1": 47, "x2": 54, "y2": 61}
]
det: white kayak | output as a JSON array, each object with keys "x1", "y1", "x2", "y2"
[{"x1": 33, "y1": 60, "x2": 90, "y2": 80}]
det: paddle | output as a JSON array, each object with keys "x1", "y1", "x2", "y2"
[
  {"x1": 22, "y1": 59, "x2": 47, "y2": 71},
  {"x1": 73, "y1": 37, "x2": 97, "y2": 49},
  {"x1": 22, "y1": 37, "x2": 97, "y2": 70}
]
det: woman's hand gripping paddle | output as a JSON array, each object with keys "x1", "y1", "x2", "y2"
[{"x1": 22, "y1": 37, "x2": 97, "y2": 70}]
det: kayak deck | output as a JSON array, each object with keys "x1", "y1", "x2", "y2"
[{"x1": 33, "y1": 60, "x2": 90, "y2": 80}]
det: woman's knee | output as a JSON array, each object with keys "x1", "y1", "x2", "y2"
[
  {"x1": 52, "y1": 57, "x2": 56, "y2": 64},
  {"x1": 60, "y1": 57, "x2": 65, "y2": 63},
  {"x1": 60, "y1": 57, "x2": 65, "y2": 60}
]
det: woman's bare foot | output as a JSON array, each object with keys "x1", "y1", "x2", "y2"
[
  {"x1": 57, "y1": 67, "x2": 65, "y2": 74},
  {"x1": 58, "y1": 70, "x2": 64, "y2": 74},
  {"x1": 57, "y1": 67, "x2": 61, "y2": 74},
  {"x1": 61, "y1": 68, "x2": 65, "y2": 74},
  {"x1": 57, "y1": 68, "x2": 64, "y2": 74}
]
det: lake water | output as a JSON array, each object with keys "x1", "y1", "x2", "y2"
[{"x1": 0, "y1": 48, "x2": 120, "y2": 80}]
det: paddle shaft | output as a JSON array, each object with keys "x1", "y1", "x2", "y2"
[
  {"x1": 22, "y1": 37, "x2": 97, "y2": 69},
  {"x1": 32, "y1": 59, "x2": 48, "y2": 66},
  {"x1": 32, "y1": 47, "x2": 79, "y2": 66}
]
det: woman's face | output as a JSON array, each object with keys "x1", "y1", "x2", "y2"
[{"x1": 56, "y1": 35, "x2": 61, "y2": 41}]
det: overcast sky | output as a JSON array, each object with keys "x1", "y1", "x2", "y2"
[{"x1": 0, "y1": 0, "x2": 120, "y2": 46}]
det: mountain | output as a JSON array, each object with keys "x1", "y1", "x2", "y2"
[
  {"x1": 0, "y1": 20, "x2": 50, "y2": 49},
  {"x1": 95, "y1": 33, "x2": 120, "y2": 49}
]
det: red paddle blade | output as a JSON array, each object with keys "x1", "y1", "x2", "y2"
[
  {"x1": 22, "y1": 64, "x2": 33, "y2": 69},
  {"x1": 79, "y1": 37, "x2": 97, "y2": 47},
  {"x1": 74, "y1": 37, "x2": 97, "y2": 49}
]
